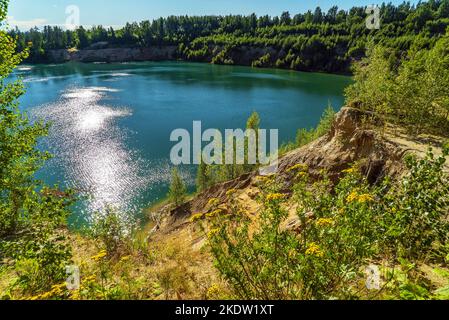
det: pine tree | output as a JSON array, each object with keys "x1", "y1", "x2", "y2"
[
  {"x1": 168, "y1": 167, "x2": 187, "y2": 206},
  {"x1": 245, "y1": 111, "x2": 260, "y2": 172},
  {"x1": 196, "y1": 161, "x2": 209, "y2": 192}
]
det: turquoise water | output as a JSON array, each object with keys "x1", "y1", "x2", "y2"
[{"x1": 16, "y1": 62, "x2": 352, "y2": 227}]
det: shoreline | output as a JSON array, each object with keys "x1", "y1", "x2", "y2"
[{"x1": 21, "y1": 58, "x2": 353, "y2": 77}]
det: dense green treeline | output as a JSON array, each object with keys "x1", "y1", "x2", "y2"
[
  {"x1": 9, "y1": 1, "x2": 449, "y2": 72},
  {"x1": 347, "y1": 33, "x2": 449, "y2": 135}
]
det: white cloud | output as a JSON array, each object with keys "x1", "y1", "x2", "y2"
[{"x1": 6, "y1": 16, "x2": 48, "y2": 30}]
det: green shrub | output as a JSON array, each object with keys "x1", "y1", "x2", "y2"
[
  {"x1": 346, "y1": 36, "x2": 449, "y2": 135},
  {"x1": 208, "y1": 179, "x2": 300, "y2": 299},
  {"x1": 0, "y1": 1, "x2": 74, "y2": 296},
  {"x1": 90, "y1": 208, "x2": 135, "y2": 258},
  {"x1": 207, "y1": 148, "x2": 449, "y2": 299},
  {"x1": 382, "y1": 148, "x2": 449, "y2": 259},
  {"x1": 168, "y1": 168, "x2": 187, "y2": 207},
  {"x1": 252, "y1": 53, "x2": 271, "y2": 68},
  {"x1": 195, "y1": 112, "x2": 262, "y2": 188}
]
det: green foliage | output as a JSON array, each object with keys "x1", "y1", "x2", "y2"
[
  {"x1": 10, "y1": 2, "x2": 449, "y2": 73},
  {"x1": 0, "y1": 0, "x2": 7, "y2": 23},
  {"x1": 252, "y1": 53, "x2": 271, "y2": 68},
  {"x1": 208, "y1": 180, "x2": 299, "y2": 299},
  {"x1": 195, "y1": 111, "x2": 262, "y2": 190},
  {"x1": 208, "y1": 148, "x2": 449, "y2": 299},
  {"x1": 444, "y1": 139, "x2": 449, "y2": 149},
  {"x1": 246, "y1": 111, "x2": 260, "y2": 131},
  {"x1": 345, "y1": 45, "x2": 395, "y2": 117},
  {"x1": 383, "y1": 259, "x2": 432, "y2": 300},
  {"x1": 196, "y1": 161, "x2": 209, "y2": 192},
  {"x1": 383, "y1": 148, "x2": 449, "y2": 259},
  {"x1": 168, "y1": 168, "x2": 187, "y2": 207},
  {"x1": 90, "y1": 209, "x2": 135, "y2": 258},
  {"x1": 346, "y1": 34, "x2": 449, "y2": 135},
  {"x1": 244, "y1": 111, "x2": 260, "y2": 172},
  {"x1": 0, "y1": 1, "x2": 74, "y2": 296},
  {"x1": 211, "y1": 45, "x2": 235, "y2": 65},
  {"x1": 4, "y1": 188, "x2": 74, "y2": 293}
]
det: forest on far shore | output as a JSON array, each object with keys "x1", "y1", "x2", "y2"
[{"x1": 8, "y1": 1, "x2": 449, "y2": 73}]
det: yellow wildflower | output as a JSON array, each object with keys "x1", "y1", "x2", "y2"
[
  {"x1": 91, "y1": 250, "x2": 107, "y2": 261},
  {"x1": 257, "y1": 174, "x2": 275, "y2": 184},
  {"x1": 207, "y1": 228, "x2": 220, "y2": 239},
  {"x1": 26, "y1": 282, "x2": 68, "y2": 300},
  {"x1": 295, "y1": 171, "x2": 307, "y2": 179},
  {"x1": 70, "y1": 289, "x2": 81, "y2": 300},
  {"x1": 266, "y1": 193, "x2": 287, "y2": 202},
  {"x1": 288, "y1": 249, "x2": 297, "y2": 258},
  {"x1": 226, "y1": 189, "x2": 237, "y2": 197},
  {"x1": 120, "y1": 255, "x2": 131, "y2": 263},
  {"x1": 51, "y1": 283, "x2": 66, "y2": 294},
  {"x1": 83, "y1": 275, "x2": 96, "y2": 283},
  {"x1": 346, "y1": 190, "x2": 359, "y2": 203},
  {"x1": 52, "y1": 283, "x2": 66, "y2": 290},
  {"x1": 347, "y1": 190, "x2": 374, "y2": 204},
  {"x1": 358, "y1": 194, "x2": 374, "y2": 203},
  {"x1": 287, "y1": 163, "x2": 308, "y2": 173},
  {"x1": 207, "y1": 198, "x2": 220, "y2": 208},
  {"x1": 206, "y1": 209, "x2": 222, "y2": 219},
  {"x1": 305, "y1": 242, "x2": 325, "y2": 258},
  {"x1": 189, "y1": 213, "x2": 204, "y2": 223},
  {"x1": 207, "y1": 284, "x2": 221, "y2": 299},
  {"x1": 316, "y1": 218, "x2": 334, "y2": 227},
  {"x1": 40, "y1": 291, "x2": 53, "y2": 300},
  {"x1": 342, "y1": 167, "x2": 357, "y2": 174}
]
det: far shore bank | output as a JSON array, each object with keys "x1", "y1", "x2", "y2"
[{"x1": 22, "y1": 47, "x2": 353, "y2": 77}]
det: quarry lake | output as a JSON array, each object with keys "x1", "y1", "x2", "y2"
[{"x1": 16, "y1": 62, "x2": 352, "y2": 227}]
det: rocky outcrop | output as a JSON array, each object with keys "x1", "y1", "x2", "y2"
[
  {"x1": 277, "y1": 107, "x2": 405, "y2": 186},
  {"x1": 48, "y1": 46, "x2": 178, "y2": 63},
  {"x1": 151, "y1": 107, "x2": 445, "y2": 235}
]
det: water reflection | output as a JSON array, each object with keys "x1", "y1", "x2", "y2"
[
  {"x1": 20, "y1": 62, "x2": 351, "y2": 227},
  {"x1": 31, "y1": 86, "x2": 148, "y2": 220}
]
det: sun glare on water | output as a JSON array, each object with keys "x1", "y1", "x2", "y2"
[{"x1": 31, "y1": 86, "x2": 149, "y2": 221}]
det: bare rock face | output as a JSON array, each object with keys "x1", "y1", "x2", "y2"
[
  {"x1": 153, "y1": 107, "x2": 410, "y2": 234},
  {"x1": 278, "y1": 107, "x2": 405, "y2": 186},
  {"x1": 48, "y1": 46, "x2": 178, "y2": 63}
]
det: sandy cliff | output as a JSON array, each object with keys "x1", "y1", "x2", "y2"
[{"x1": 150, "y1": 107, "x2": 448, "y2": 238}]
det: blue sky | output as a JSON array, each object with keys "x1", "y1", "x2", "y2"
[{"x1": 8, "y1": 0, "x2": 415, "y2": 30}]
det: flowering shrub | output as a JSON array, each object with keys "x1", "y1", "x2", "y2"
[{"x1": 207, "y1": 147, "x2": 449, "y2": 299}]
